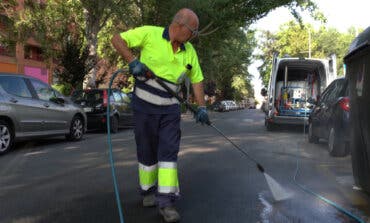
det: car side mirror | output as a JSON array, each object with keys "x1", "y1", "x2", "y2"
[{"x1": 50, "y1": 97, "x2": 65, "y2": 104}]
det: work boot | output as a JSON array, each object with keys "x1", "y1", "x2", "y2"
[
  {"x1": 159, "y1": 206, "x2": 180, "y2": 223},
  {"x1": 142, "y1": 194, "x2": 156, "y2": 207}
]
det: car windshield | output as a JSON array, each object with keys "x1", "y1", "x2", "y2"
[{"x1": 71, "y1": 90, "x2": 104, "y2": 105}]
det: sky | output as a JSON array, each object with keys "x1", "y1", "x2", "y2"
[{"x1": 248, "y1": 0, "x2": 370, "y2": 106}]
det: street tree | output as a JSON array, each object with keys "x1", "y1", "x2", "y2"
[
  {"x1": 1, "y1": 0, "x2": 323, "y2": 99},
  {"x1": 257, "y1": 21, "x2": 357, "y2": 87}
]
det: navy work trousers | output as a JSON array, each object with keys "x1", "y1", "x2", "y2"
[{"x1": 134, "y1": 110, "x2": 181, "y2": 207}]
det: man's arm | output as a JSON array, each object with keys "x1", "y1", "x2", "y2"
[
  {"x1": 111, "y1": 34, "x2": 135, "y2": 63},
  {"x1": 192, "y1": 82, "x2": 206, "y2": 106}
]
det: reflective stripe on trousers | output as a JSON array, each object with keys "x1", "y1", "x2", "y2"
[
  {"x1": 138, "y1": 161, "x2": 179, "y2": 194},
  {"x1": 158, "y1": 161, "x2": 179, "y2": 194},
  {"x1": 138, "y1": 163, "x2": 158, "y2": 190}
]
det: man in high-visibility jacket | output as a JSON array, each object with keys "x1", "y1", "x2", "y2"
[{"x1": 111, "y1": 8, "x2": 209, "y2": 223}]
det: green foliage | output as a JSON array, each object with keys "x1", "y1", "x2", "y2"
[
  {"x1": 1, "y1": 0, "x2": 322, "y2": 99},
  {"x1": 52, "y1": 83, "x2": 74, "y2": 96},
  {"x1": 54, "y1": 36, "x2": 90, "y2": 91},
  {"x1": 20, "y1": 0, "x2": 84, "y2": 59},
  {"x1": 257, "y1": 21, "x2": 358, "y2": 87}
]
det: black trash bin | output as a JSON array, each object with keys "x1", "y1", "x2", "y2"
[{"x1": 344, "y1": 26, "x2": 370, "y2": 193}]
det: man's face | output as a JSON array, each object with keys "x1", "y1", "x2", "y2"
[{"x1": 177, "y1": 21, "x2": 198, "y2": 43}]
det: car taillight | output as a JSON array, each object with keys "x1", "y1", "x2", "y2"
[
  {"x1": 339, "y1": 97, "x2": 350, "y2": 112},
  {"x1": 103, "y1": 90, "x2": 108, "y2": 107}
]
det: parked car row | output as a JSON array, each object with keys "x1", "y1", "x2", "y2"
[
  {"x1": 211, "y1": 100, "x2": 243, "y2": 112},
  {"x1": 258, "y1": 28, "x2": 370, "y2": 194},
  {"x1": 0, "y1": 73, "x2": 134, "y2": 155}
]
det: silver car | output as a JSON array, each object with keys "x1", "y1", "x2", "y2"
[{"x1": 0, "y1": 73, "x2": 87, "y2": 155}]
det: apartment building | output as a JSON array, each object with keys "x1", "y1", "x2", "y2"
[{"x1": 0, "y1": 0, "x2": 53, "y2": 84}]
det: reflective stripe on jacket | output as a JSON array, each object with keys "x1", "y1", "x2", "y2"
[{"x1": 135, "y1": 79, "x2": 180, "y2": 106}]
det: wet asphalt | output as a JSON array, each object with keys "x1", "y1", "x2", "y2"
[{"x1": 0, "y1": 109, "x2": 369, "y2": 223}]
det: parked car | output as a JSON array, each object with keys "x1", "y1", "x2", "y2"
[
  {"x1": 308, "y1": 77, "x2": 349, "y2": 157},
  {"x1": 210, "y1": 101, "x2": 225, "y2": 112},
  {"x1": 71, "y1": 89, "x2": 134, "y2": 133},
  {"x1": 344, "y1": 26, "x2": 370, "y2": 193},
  {"x1": 0, "y1": 73, "x2": 87, "y2": 155},
  {"x1": 263, "y1": 53, "x2": 337, "y2": 130},
  {"x1": 210, "y1": 100, "x2": 238, "y2": 112},
  {"x1": 227, "y1": 100, "x2": 239, "y2": 110},
  {"x1": 245, "y1": 98, "x2": 256, "y2": 109}
]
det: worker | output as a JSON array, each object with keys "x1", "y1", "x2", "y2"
[{"x1": 111, "y1": 8, "x2": 209, "y2": 223}]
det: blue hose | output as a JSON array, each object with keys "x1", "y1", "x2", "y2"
[{"x1": 107, "y1": 69, "x2": 126, "y2": 223}]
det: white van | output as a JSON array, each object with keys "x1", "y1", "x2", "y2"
[{"x1": 263, "y1": 53, "x2": 337, "y2": 130}]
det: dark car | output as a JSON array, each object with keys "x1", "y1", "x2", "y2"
[
  {"x1": 71, "y1": 89, "x2": 134, "y2": 133},
  {"x1": 308, "y1": 77, "x2": 349, "y2": 157},
  {"x1": 344, "y1": 26, "x2": 370, "y2": 193},
  {"x1": 0, "y1": 73, "x2": 87, "y2": 155}
]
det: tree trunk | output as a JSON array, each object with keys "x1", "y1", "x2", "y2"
[{"x1": 83, "y1": 8, "x2": 99, "y2": 89}]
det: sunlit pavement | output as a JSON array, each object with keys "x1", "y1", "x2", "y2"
[{"x1": 0, "y1": 109, "x2": 369, "y2": 222}]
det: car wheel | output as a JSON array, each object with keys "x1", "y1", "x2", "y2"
[
  {"x1": 110, "y1": 115, "x2": 119, "y2": 133},
  {"x1": 328, "y1": 126, "x2": 346, "y2": 157},
  {"x1": 0, "y1": 120, "x2": 14, "y2": 155},
  {"x1": 66, "y1": 116, "x2": 84, "y2": 141},
  {"x1": 308, "y1": 122, "x2": 319, "y2": 143},
  {"x1": 265, "y1": 119, "x2": 275, "y2": 131}
]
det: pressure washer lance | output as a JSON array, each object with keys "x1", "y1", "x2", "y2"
[{"x1": 145, "y1": 66, "x2": 292, "y2": 201}]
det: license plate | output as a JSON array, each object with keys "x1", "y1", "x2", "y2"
[{"x1": 84, "y1": 107, "x2": 92, "y2": 112}]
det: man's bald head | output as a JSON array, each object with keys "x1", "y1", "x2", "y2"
[
  {"x1": 172, "y1": 8, "x2": 199, "y2": 28},
  {"x1": 169, "y1": 8, "x2": 199, "y2": 44}
]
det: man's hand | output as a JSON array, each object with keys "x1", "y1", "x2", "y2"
[
  {"x1": 194, "y1": 106, "x2": 210, "y2": 125},
  {"x1": 129, "y1": 59, "x2": 149, "y2": 81}
]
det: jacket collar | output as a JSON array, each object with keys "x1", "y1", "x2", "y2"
[{"x1": 162, "y1": 27, "x2": 186, "y2": 51}]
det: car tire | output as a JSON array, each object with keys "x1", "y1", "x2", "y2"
[
  {"x1": 0, "y1": 120, "x2": 14, "y2": 155},
  {"x1": 110, "y1": 115, "x2": 119, "y2": 133},
  {"x1": 66, "y1": 116, "x2": 84, "y2": 141},
  {"x1": 308, "y1": 122, "x2": 319, "y2": 143},
  {"x1": 328, "y1": 126, "x2": 347, "y2": 157},
  {"x1": 265, "y1": 119, "x2": 275, "y2": 131}
]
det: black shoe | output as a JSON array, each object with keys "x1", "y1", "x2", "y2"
[
  {"x1": 159, "y1": 206, "x2": 180, "y2": 222},
  {"x1": 142, "y1": 194, "x2": 156, "y2": 207}
]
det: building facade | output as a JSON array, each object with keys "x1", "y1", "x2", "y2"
[{"x1": 0, "y1": 0, "x2": 53, "y2": 84}]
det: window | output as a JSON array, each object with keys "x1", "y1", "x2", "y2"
[
  {"x1": 320, "y1": 82, "x2": 336, "y2": 103},
  {"x1": 24, "y1": 45, "x2": 43, "y2": 61},
  {"x1": 29, "y1": 79, "x2": 55, "y2": 101},
  {"x1": 324, "y1": 80, "x2": 346, "y2": 103},
  {"x1": 0, "y1": 42, "x2": 16, "y2": 57},
  {"x1": 0, "y1": 76, "x2": 32, "y2": 98}
]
